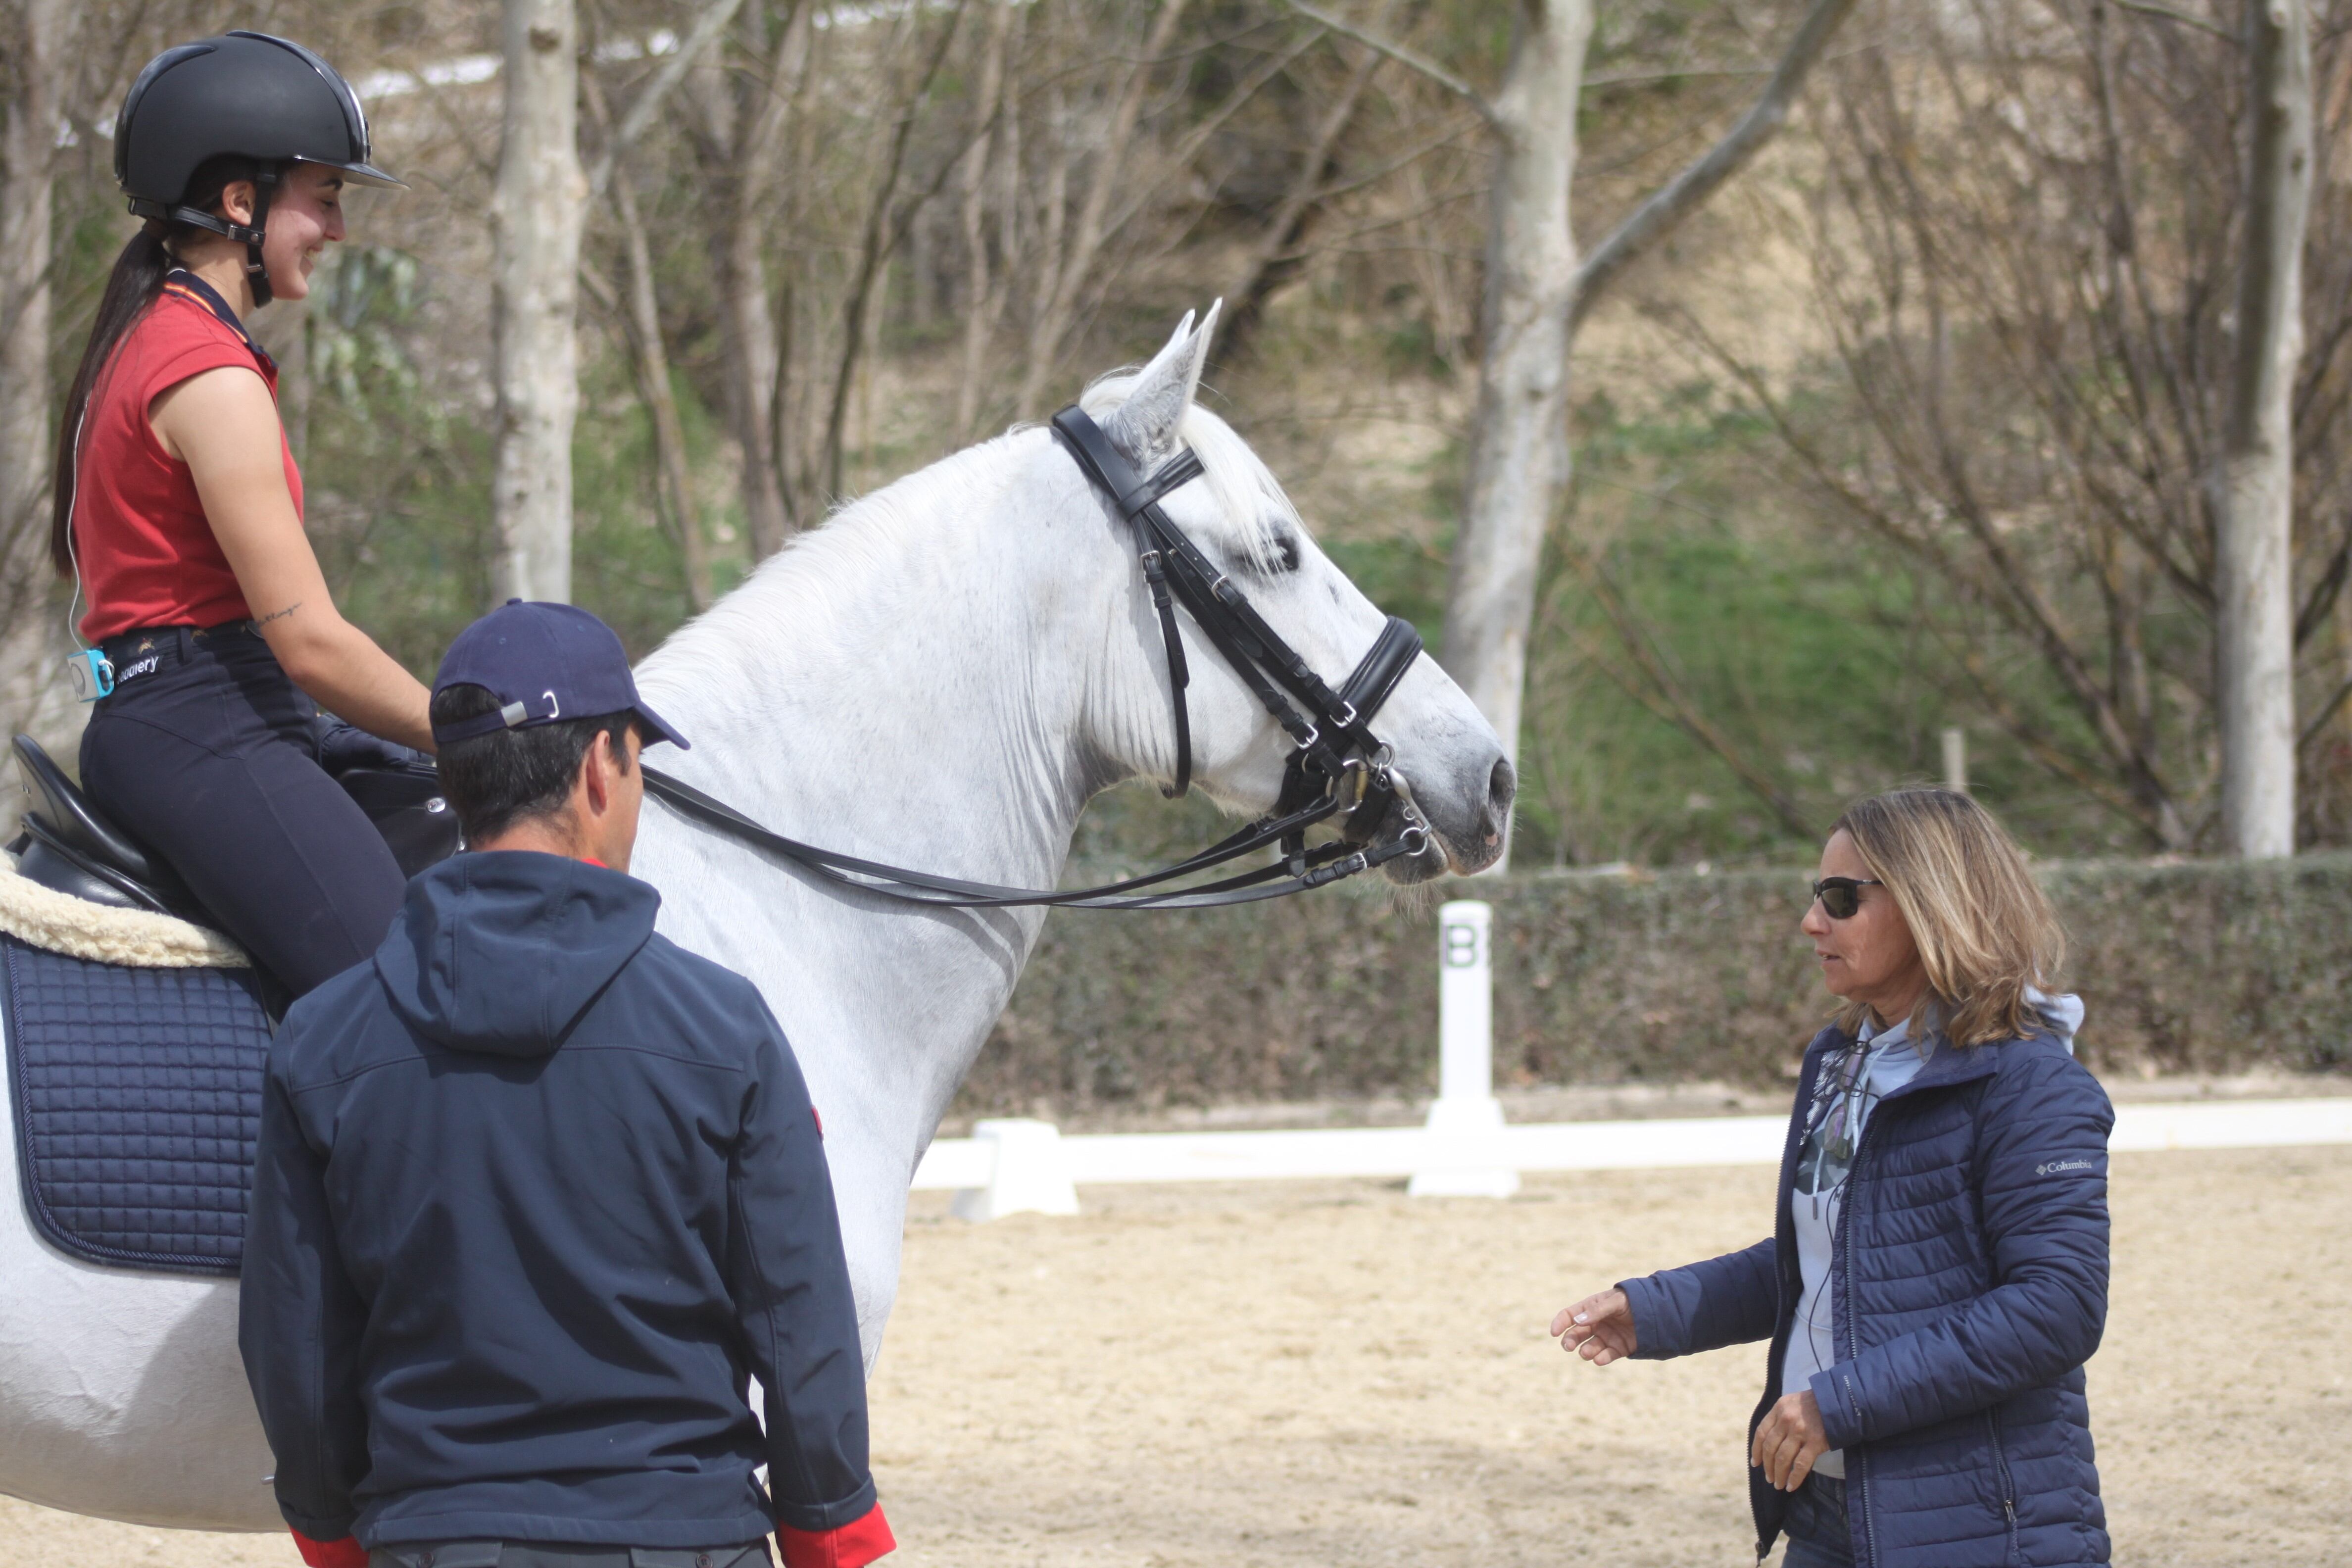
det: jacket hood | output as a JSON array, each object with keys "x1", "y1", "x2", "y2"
[
  {"x1": 375, "y1": 851, "x2": 658, "y2": 1056},
  {"x1": 2027, "y1": 986, "x2": 2085, "y2": 1056}
]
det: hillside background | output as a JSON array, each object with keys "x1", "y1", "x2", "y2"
[{"x1": 8, "y1": 0, "x2": 2352, "y2": 870}]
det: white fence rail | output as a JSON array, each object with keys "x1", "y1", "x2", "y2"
[
  {"x1": 911, "y1": 1099, "x2": 2352, "y2": 1215},
  {"x1": 912, "y1": 896, "x2": 2352, "y2": 1219}
]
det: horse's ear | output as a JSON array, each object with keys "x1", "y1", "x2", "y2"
[{"x1": 1103, "y1": 300, "x2": 1221, "y2": 467}]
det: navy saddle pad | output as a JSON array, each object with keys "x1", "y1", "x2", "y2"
[{"x1": 2, "y1": 932, "x2": 273, "y2": 1276}]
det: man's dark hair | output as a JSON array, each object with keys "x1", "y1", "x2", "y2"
[{"x1": 431, "y1": 684, "x2": 637, "y2": 842}]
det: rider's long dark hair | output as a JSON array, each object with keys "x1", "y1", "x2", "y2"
[{"x1": 49, "y1": 155, "x2": 262, "y2": 577}]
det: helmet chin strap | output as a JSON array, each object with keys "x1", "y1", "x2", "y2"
[
  {"x1": 240, "y1": 166, "x2": 280, "y2": 308},
  {"x1": 129, "y1": 165, "x2": 282, "y2": 308}
]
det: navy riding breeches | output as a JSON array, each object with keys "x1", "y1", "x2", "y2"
[{"x1": 80, "y1": 623, "x2": 406, "y2": 997}]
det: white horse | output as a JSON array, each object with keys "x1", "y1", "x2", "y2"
[{"x1": 0, "y1": 309, "x2": 1512, "y2": 1532}]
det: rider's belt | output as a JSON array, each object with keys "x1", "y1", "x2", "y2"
[{"x1": 97, "y1": 619, "x2": 265, "y2": 691}]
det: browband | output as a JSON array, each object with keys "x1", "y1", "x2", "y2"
[{"x1": 1050, "y1": 404, "x2": 1421, "y2": 808}]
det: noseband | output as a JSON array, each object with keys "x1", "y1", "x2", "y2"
[{"x1": 641, "y1": 404, "x2": 1434, "y2": 909}]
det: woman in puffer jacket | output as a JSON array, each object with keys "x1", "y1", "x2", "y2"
[{"x1": 1553, "y1": 787, "x2": 2112, "y2": 1568}]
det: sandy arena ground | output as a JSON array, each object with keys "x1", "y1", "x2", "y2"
[{"x1": 6, "y1": 1145, "x2": 2346, "y2": 1567}]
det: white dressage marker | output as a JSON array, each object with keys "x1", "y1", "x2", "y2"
[
  {"x1": 1409, "y1": 899, "x2": 1517, "y2": 1198},
  {"x1": 948, "y1": 1120, "x2": 1080, "y2": 1222}
]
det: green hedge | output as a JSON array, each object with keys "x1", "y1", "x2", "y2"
[{"x1": 957, "y1": 853, "x2": 2352, "y2": 1115}]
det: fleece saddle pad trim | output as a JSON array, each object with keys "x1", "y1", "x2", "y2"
[{"x1": 3, "y1": 933, "x2": 273, "y2": 1276}]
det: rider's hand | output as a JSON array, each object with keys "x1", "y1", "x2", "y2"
[
  {"x1": 1550, "y1": 1287, "x2": 1637, "y2": 1365},
  {"x1": 1751, "y1": 1388, "x2": 1831, "y2": 1490}
]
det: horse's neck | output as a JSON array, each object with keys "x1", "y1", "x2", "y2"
[
  {"x1": 640, "y1": 441, "x2": 1100, "y2": 884},
  {"x1": 631, "y1": 440, "x2": 1109, "y2": 1168}
]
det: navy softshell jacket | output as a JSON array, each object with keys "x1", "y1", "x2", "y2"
[
  {"x1": 239, "y1": 852, "x2": 881, "y2": 1554},
  {"x1": 1619, "y1": 1024, "x2": 2112, "y2": 1568}
]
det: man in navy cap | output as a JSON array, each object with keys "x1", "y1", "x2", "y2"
[{"x1": 239, "y1": 601, "x2": 893, "y2": 1568}]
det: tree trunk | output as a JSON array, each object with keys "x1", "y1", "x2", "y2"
[
  {"x1": 2215, "y1": 0, "x2": 2312, "y2": 859},
  {"x1": 0, "y1": 0, "x2": 76, "y2": 794},
  {"x1": 723, "y1": 4, "x2": 806, "y2": 560},
  {"x1": 0, "y1": 0, "x2": 62, "y2": 573},
  {"x1": 1438, "y1": 0, "x2": 1591, "y2": 849},
  {"x1": 605, "y1": 176, "x2": 712, "y2": 611},
  {"x1": 491, "y1": 0, "x2": 587, "y2": 604},
  {"x1": 723, "y1": 201, "x2": 790, "y2": 557},
  {"x1": 954, "y1": 0, "x2": 1015, "y2": 436},
  {"x1": 1436, "y1": 0, "x2": 1859, "y2": 867}
]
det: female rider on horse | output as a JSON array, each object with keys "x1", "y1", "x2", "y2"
[{"x1": 52, "y1": 33, "x2": 431, "y2": 997}]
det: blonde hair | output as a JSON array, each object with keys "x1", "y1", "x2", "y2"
[{"x1": 1831, "y1": 787, "x2": 2066, "y2": 1047}]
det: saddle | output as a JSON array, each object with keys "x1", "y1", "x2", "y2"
[
  {"x1": 1, "y1": 732, "x2": 460, "y2": 1278},
  {"x1": 5, "y1": 729, "x2": 460, "y2": 921}
]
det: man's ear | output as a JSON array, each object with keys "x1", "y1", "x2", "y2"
[{"x1": 579, "y1": 729, "x2": 618, "y2": 815}]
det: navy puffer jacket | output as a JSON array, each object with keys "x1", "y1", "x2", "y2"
[{"x1": 1619, "y1": 1022, "x2": 2113, "y2": 1568}]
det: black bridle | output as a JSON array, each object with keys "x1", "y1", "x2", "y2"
[{"x1": 639, "y1": 404, "x2": 1432, "y2": 910}]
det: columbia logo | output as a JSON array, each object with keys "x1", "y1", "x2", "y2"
[{"x1": 2035, "y1": 1158, "x2": 2096, "y2": 1176}]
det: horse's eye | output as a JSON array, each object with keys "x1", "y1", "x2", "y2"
[{"x1": 1268, "y1": 531, "x2": 1301, "y2": 574}]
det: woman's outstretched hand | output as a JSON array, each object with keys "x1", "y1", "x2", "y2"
[
  {"x1": 1751, "y1": 1389, "x2": 1831, "y2": 1490},
  {"x1": 1550, "y1": 1288, "x2": 1637, "y2": 1365}
]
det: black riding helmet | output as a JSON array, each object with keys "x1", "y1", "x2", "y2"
[{"x1": 114, "y1": 32, "x2": 404, "y2": 306}]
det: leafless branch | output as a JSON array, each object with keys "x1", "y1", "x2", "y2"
[
  {"x1": 2301, "y1": 674, "x2": 2352, "y2": 750},
  {"x1": 1569, "y1": 0, "x2": 1860, "y2": 330},
  {"x1": 2107, "y1": 0, "x2": 2239, "y2": 44},
  {"x1": 1273, "y1": 0, "x2": 1495, "y2": 125},
  {"x1": 586, "y1": 0, "x2": 753, "y2": 199},
  {"x1": 825, "y1": 0, "x2": 971, "y2": 496}
]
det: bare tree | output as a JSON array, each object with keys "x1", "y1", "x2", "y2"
[
  {"x1": 953, "y1": 0, "x2": 1016, "y2": 436},
  {"x1": 1011, "y1": 0, "x2": 1193, "y2": 418},
  {"x1": 491, "y1": 0, "x2": 588, "y2": 603},
  {"x1": 581, "y1": 70, "x2": 713, "y2": 610},
  {"x1": 821, "y1": 0, "x2": 969, "y2": 496},
  {"x1": 684, "y1": 0, "x2": 804, "y2": 555},
  {"x1": 1218, "y1": 0, "x2": 1397, "y2": 359},
  {"x1": 1677, "y1": 0, "x2": 2352, "y2": 850},
  {"x1": 2215, "y1": 0, "x2": 2313, "y2": 857},
  {"x1": 1437, "y1": 0, "x2": 1585, "y2": 843},
  {"x1": 0, "y1": 0, "x2": 62, "y2": 573},
  {"x1": 0, "y1": 0, "x2": 76, "y2": 782},
  {"x1": 1288, "y1": 0, "x2": 1860, "y2": 864}
]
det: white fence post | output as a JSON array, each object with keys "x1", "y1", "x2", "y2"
[{"x1": 1409, "y1": 900, "x2": 1519, "y2": 1198}]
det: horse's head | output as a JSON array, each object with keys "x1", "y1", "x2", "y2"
[{"x1": 1069, "y1": 305, "x2": 1514, "y2": 881}]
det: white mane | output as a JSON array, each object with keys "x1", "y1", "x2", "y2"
[
  {"x1": 654, "y1": 372, "x2": 1306, "y2": 680},
  {"x1": 648, "y1": 436, "x2": 1025, "y2": 669}
]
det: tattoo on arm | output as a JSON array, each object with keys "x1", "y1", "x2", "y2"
[{"x1": 255, "y1": 602, "x2": 303, "y2": 627}]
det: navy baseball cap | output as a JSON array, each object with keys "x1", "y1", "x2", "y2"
[{"x1": 431, "y1": 600, "x2": 689, "y2": 751}]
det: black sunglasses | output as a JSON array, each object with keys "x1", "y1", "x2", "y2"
[{"x1": 1810, "y1": 877, "x2": 1883, "y2": 920}]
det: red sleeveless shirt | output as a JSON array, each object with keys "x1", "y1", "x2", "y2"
[{"x1": 71, "y1": 274, "x2": 304, "y2": 642}]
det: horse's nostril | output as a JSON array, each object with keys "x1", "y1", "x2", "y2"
[
  {"x1": 1488, "y1": 756, "x2": 1517, "y2": 814},
  {"x1": 1464, "y1": 756, "x2": 1514, "y2": 858}
]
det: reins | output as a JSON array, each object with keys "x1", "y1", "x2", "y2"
[{"x1": 639, "y1": 404, "x2": 1433, "y2": 910}]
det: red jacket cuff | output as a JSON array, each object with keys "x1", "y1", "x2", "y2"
[
  {"x1": 291, "y1": 1530, "x2": 369, "y2": 1568},
  {"x1": 777, "y1": 1502, "x2": 895, "y2": 1568}
]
